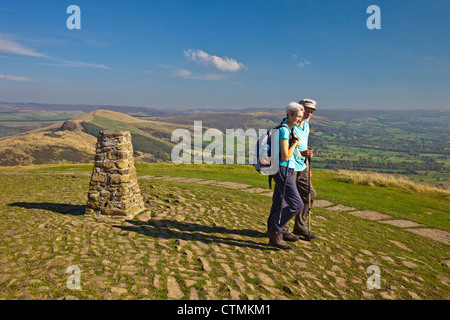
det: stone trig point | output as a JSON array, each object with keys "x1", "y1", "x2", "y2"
[{"x1": 85, "y1": 130, "x2": 145, "y2": 218}]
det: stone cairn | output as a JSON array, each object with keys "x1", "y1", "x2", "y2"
[{"x1": 85, "y1": 130, "x2": 145, "y2": 218}]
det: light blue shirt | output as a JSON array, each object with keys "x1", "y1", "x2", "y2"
[
  {"x1": 275, "y1": 124, "x2": 296, "y2": 169},
  {"x1": 293, "y1": 120, "x2": 309, "y2": 172}
]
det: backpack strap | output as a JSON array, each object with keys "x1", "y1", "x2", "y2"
[
  {"x1": 278, "y1": 123, "x2": 297, "y2": 146},
  {"x1": 269, "y1": 175, "x2": 274, "y2": 189},
  {"x1": 276, "y1": 123, "x2": 289, "y2": 130}
]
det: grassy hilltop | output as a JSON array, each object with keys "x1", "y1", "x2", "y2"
[
  {"x1": 0, "y1": 110, "x2": 190, "y2": 166},
  {"x1": 0, "y1": 163, "x2": 448, "y2": 300}
]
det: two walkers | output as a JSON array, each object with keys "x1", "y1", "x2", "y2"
[{"x1": 267, "y1": 99, "x2": 317, "y2": 250}]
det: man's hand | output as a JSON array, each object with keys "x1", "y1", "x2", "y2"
[{"x1": 301, "y1": 149, "x2": 314, "y2": 157}]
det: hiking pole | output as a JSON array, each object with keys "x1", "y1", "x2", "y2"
[
  {"x1": 307, "y1": 156, "x2": 312, "y2": 232},
  {"x1": 278, "y1": 160, "x2": 290, "y2": 225}
]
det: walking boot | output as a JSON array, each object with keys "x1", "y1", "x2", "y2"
[
  {"x1": 293, "y1": 228, "x2": 316, "y2": 241},
  {"x1": 283, "y1": 232, "x2": 299, "y2": 242},
  {"x1": 267, "y1": 228, "x2": 292, "y2": 250},
  {"x1": 281, "y1": 225, "x2": 298, "y2": 242}
]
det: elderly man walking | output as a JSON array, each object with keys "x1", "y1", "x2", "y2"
[{"x1": 282, "y1": 99, "x2": 318, "y2": 241}]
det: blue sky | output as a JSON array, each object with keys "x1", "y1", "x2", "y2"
[{"x1": 0, "y1": 0, "x2": 449, "y2": 110}]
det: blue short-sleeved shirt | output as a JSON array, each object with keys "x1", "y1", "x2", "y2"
[
  {"x1": 293, "y1": 121, "x2": 309, "y2": 172},
  {"x1": 275, "y1": 125, "x2": 297, "y2": 169}
]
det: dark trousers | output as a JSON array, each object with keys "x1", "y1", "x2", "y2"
[
  {"x1": 267, "y1": 167, "x2": 304, "y2": 233},
  {"x1": 292, "y1": 168, "x2": 316, "y2": 234}
]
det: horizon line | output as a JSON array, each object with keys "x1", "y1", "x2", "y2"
[{"x1": 0, "y1": 100, "x2": 449, "y2": 112}]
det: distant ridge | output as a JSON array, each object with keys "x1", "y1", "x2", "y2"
[
  {"x1": 2, "y1": 101, "x2": 448, "y2": 118},
  {"x1": 0, "y1": 109, "x2": 189, "y2": 166},
  {"x1": 0, "y1": 101, "x2": 172, "y2": 117},
  {"x1": 0, "y1": 103, "x2": 448, "y2": 187}
]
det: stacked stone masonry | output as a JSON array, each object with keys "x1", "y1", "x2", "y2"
[{"x1": 85, "y1": 130, "x2": 144, "y2": 218}]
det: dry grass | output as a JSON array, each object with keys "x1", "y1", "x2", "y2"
[
  {"x1": 335, "y1": 170, "x2": 450, "y2": 196},
  {"x1": 74, "y1": 109, "x2": 146, "y2": 124}
]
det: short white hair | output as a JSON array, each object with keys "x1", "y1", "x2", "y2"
[{"x1": 286, "y1": 102, "x2": 304, "y2": 116}]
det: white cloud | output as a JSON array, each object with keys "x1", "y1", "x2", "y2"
[
  {"x1": 157, "y1": 64, "x2": 171, "y2": 69},
  {"x1": 184, "y1": 49, "x2": 245, "y2": 72},
  {"x1": 60, "y1": 60, "x2": 110, "y2": 69},
  {"x1": 169, "y1": 68, "x2": 227, "y2": 81},
  {"x1": 0, "y1": 74, "x2": 31, "y2": 81},
  {"x1": 0, "y1": 34, "x2": 48, "y2": 58},
  {"x1": 171, "y1": 69, "x2": 193, "y2": 78},
  {"x1": 155, "y1": 64, "x2": 229, "y2": 81},
  {"x1": 297, "y1": 59, "x2": 311, "y2": 68},
  {"x1": 0, "y1": 33, "x2": 110, "y2": 70},
  {"x1": 37, "y1": 60, "x2": 110, "y2": 69},
  {"x1": 202, "y1": 74, "x2": 227, "y2": 81}
]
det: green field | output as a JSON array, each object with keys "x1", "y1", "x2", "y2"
[
  {"x1": 1, "y1": 108, "x2": 449, "y2": 187},
  {"x1": 0, "y1": 111, "x2": 85, "y2": 121},
  {"x1": 0, "y1": 111, "x2": 86, "y2": 138}
]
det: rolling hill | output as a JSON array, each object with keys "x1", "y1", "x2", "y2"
[
  {"x1": 0, "y1": 110, "x2": 193, "y2": 166},
  {"x1": 0, "y1": 103, "x2": 448, "y2": 188}
]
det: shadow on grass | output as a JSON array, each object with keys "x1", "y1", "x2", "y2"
[
  {"x1": 8, "y1": 202, "x2": 85, "y2": 216},
  {"x1": 8, "y1": 202, "x2": 277, "y2": 250},
  {"x1": 113, "y1": 219, "x2": 277, "y2": 251}
]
